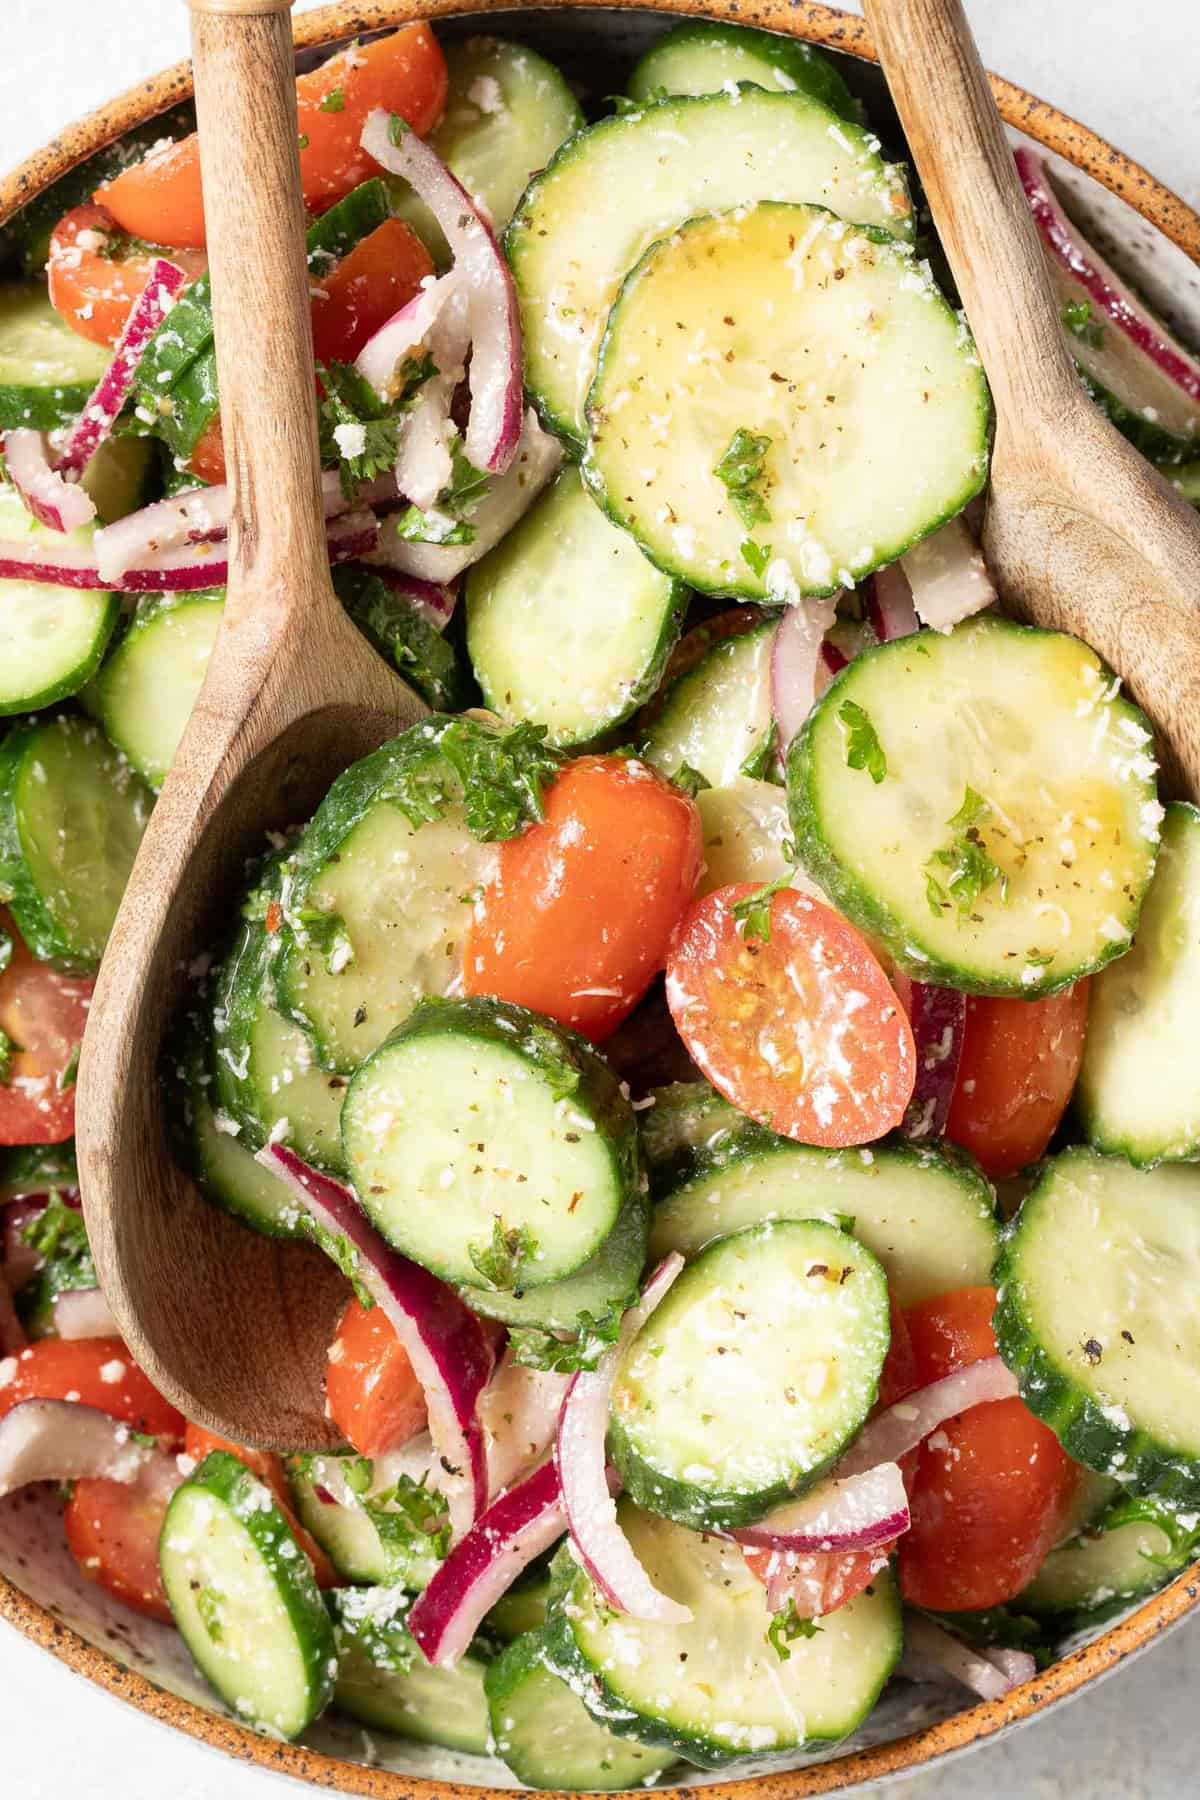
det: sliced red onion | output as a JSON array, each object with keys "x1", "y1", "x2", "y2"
[
  {"x1": 1017, "y1": 146, "x2": 1200, "y2": 437},
  {"x1": 770, "y1": 594, "x2": 840, "y2": 752},
  {"x1": 479, "y1": 1349, "x2": 571, "y2": 1500},
  {"x1": 55, "y1": 259, "x2": 186, "y2": 480},
  {"x1": 355, "y1": 269, "x2": 466, "y2": 401},
  {"x1": 904, "y1": 1612, "x2": 1034, "y2": 1702},
  {"x1": 731, "y1": 1461, "x2": 909, "y2": 1554},
  {"x1": 0, "y1": 1398, "x2": 181, "y2": 1501},
  {"x1": 866, "y1": 562, "x2": 919, "y2": 642},
  {"x1": 901, "y1": 517, "x2": 997, "y2": 632},
  {"x1": 361, "y1": 110, "x2": 523, "y2": 475},
  {"x1": 368, "y1": 407, "x2": 562, "y2": 583},
  {"x1": 52, "y1": 1287, "x2": 119, "y2": 1340},
  {"x1": 901, "y1": 983, "x2": 967, "y2": 1141},
  {"x1": 981, "y1": 1644, "x2": 1039, "y2": 1688},
  {"x1": 837, "y1": 1357, "x2": 1019, "y2": 1478},
  {"x1": 257, "y1": 1145, "x2": 493, "y2": 1540},
  {"x1": 556, "y1": 1255, "x2": 691, "y2": 1625},
  {"x1": 3, "y1": 430, "x2": 96, "y2": 533},
  {"x1": 763, "y1": 1542, "x2": 891, "y2": 1619},
  {"x1": 0, "y1": 1278, "x2": 26, "y2": 1357},
  {"x1": 408, "y1": 1456, "x2": 567, "y2": 1667},
  {"x1": 0, "y1": 509, "x2": 376, "y2": 592}
]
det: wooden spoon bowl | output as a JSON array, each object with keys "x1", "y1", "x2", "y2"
[{"x1": 74, "y1": 0, "x2": 425, "y2": 1448}]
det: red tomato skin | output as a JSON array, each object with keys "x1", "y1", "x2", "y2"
[
  {"x1": 462, "y1": 756, "x2": 703, "y2": 1042},
  {"x1": 46, "y1": 204, "x2": 206, "y2": 347},
  {"x1": 64, "y1": 1477, "x2": 173, "y2": 1622},
  {"x1": 899, "y1": 1287, "x2": 1081, "y2": 1611},
  {"x1": 310, "y1": 218, "x2": 434, "y2": 366},
  {"x1": 946, "y1": 984, "x2": 1090, "y2": 1179},
  {"x1": 666, "y1": 884, "x2": 916, "y2": 1147},
  {"x1": 325, "y1": 1296, "x2": 428, "y2": 1459},
  {"x1": 0, "y1": 912, "x2": 94, "y2": 1144},
  {"x1": 743, "y1": 1302, "x2": 920, "y2": 1617},
  {"x1": 97, "y1": 26, "x2": 447, "y2": 248},
  {"x1": 0, "y1": 1337, "x2": 183, "y2": 1444},
  {"x1": 183, "y1": 1423, "x2": 338, "y2": 1587}
]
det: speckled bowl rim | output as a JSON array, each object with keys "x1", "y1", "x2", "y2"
[{"x1": 2, "y1": 2, "x2": 1199, "y2": 1794}]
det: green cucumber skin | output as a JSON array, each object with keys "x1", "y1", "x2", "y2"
[
  {"x1": 0, "y1": 592, "x2": 119, "y2": 715},
  {"x1": 160, "y1": 1449, "x2": 336, "y2": 1737},
  {"x1": 1080, "y1": 368, "x2": 1199, "y2": 464},
  {"x1": 331, "y1": 566, "x2": 475, "y2": 713},
  {"x1": 637, "y1": 1080, "x2": 747, "y2": 1196},
  {"x1": 541, "y1": 1564, "x2": 902, "y2": 1771},
  {"x1": 1159, "y1": 459, "x2": 1200, "y2": 506},
  {"x1": 580, "y1": 204, "x2": 989, "y2": 600},
  {"x1": 627, "y1": 20, "x2": 860, "y2": 121},
  {"x1": 610, "y1": 1220, "x2": 890, "y2": 1532},
  {"x1": 82, "y1": 590, "x2": 225, "y2": 789},
  {"x1": 457, "y1": 1183, "x2": 649, "y2": 1331},
  {"x1": 993, "y1": 1151, "x2": 1200, "y2": 1508},
  {"x1": 1019, "y1": 1492, "x2": 1200, "y2": 1633},
  {"x1": 344, "y1": 994, "x2": 640, "y2": 1288},
  {"x1": 786, "y1": 619, "x2": 1156, "y2": 997},
  {"x1": 0, "y1": 382, "x2": 98, "y2": 432}
]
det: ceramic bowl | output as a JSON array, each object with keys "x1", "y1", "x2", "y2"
[{"x1": 2, "y1": 4, "x2": 1199, "y2": 1795}]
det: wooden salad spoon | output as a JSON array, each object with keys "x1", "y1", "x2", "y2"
[
  {"x1": 76, "y1": 0, "x2": 424, "y2": 1448},
  {"x1": 862, "y1": 0, "x2": 1200, "y2": 794}
]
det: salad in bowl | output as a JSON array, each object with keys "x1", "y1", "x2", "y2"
[{"x1": 2, "y1": 10, "x2": 1200, "y2": 1789}]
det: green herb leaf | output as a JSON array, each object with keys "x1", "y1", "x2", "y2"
[
  {"x1": 837, "y1": 699, "x2": 887, "y2": 784},
  {"x1": 387, "y1": 113, "x2": 412, "y2": 146},
  {"x1": 468, "y1": 1217, "x2": 540, "y2": 1292},
  {"x1": 0, "y1": 1025, "x2": 16, "y2": 1087},
  {"x1": 297, "y1": 134, "x2": 310, "y2": 151},
  {"x1": 924, "y1": 788, "x2": 1009, "y2": 918},
  {"x1": 196, "y1": 1587, "x2": 225, "y2": 1644},
  {"x1": 714, "y1": 427, "x2": 772, "y2": 530},
  {"x1": 433, "y1": 716, "x2": 561, "y2": 842},
  {"x1": 767, "y1": 1599, "x2": 822, "y2": 1660},
  {"x1": 740, "y1": 722, "x2": 780, "y2": 783},
  {"x1": 57, "y1": 1043, "x2": 81, "y2": 1093},
  {"x1": 729, "y1": 872, "x2": 794, "y2": 943},
  {"x1": 308, "y1": 1219, "x2": 375, "y2": 1311},
  {"x1": 20, "y1": 1191, "x2": 96, "y2": 1293},
  {"x1": 509, "y1": 1302, "x2": 629, "y2": 1373},
  {"x1": 393, "y1": 437, "x2": 490, "y2": 545},
  {"x1": 672, "y1": 761, "x2": 712, "y2": 799},
  {"x1": 319, "y1": 87, "x2": 346, "y2": 113},
  {"x1": 1062, "y1": 299, "x2": 1105, "y2": 349},
  {"x1": 317, "y1": 360, "x2": 403, "y2": 501},
  {"x1": 740, "y1": 538, "x2": 772, "y2": 580},
  {"x1": 363, "y1": 1470, "x2": 452, "y2": 1568}
]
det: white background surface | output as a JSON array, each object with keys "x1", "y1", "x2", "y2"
[{"x1": 1, "y1": 2, "x2": 1198, "y2": 1796}]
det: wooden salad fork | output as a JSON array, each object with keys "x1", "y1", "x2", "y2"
[
  {"x1": 76, "y1": 0, "x2": 424, "y2": 1448},
  {"x1": 862, "y1": 0, "x2": 1200, "y2": 795}
]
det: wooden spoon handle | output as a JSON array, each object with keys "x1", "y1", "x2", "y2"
[
  {"x1": 186, "y1": 0, "x2": 328, "y2": 620},
  {"x1": 861, "y1": 0, "x2": 1078, "y2": 424}
]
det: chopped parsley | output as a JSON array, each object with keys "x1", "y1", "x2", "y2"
[
  {"x1": 20, "y1": 1191, "x2": 96, "y2": 1297},
  {"x1": 388, "y1": 113, "x2": 411, "y2": 147},
  {"x1": 318, "y1": 87, "x2": 346, "y2": 114},
  {"x1": 307, "y1": 1219, "x2": 375, "y2": 1311},
  {"x1": 924, "y1": 787, "x2": 1008, "y2": 918},
  {"x1": 57, "y1": 1042, "x2": 81, "y2": 1093},
  {"x1": 393, "y1": 439, "x2": 490, "y2": 547},
  {"x1": 740, "y1": 721, "x2": 780, "y2": 784},
  {"x1": 740, "y1": 538, "x2": 772, "y2": 580},
  {"x1": 297, "y1": 134, "x2": 310, "y2": 151},
  {"x1": 672, "y1": 761, "x2": 712, "y2": 799},
  {"x1": 730, "y1": 872, "x2": 794, "y2": 943},
  {"x1": 363, "y1": 1470, "x2": 452, "y2": 1568},
  {"x1": 837, "y1": 700, "x2": 887, "y2": 784},
  {"x1": 317, "y1": 361, "x2": 402, "y2": 499},
  {"x1": 1062, "y1": 298, "x2": 1105, "y2": 349},
  {"x1": 196, "y1": 1586, "x2": 225, "y2": 1644},
  {"x1": 714, "y1": 428, "x2": 772, "y2": 529},
  {"x1": 0, "y1": 1025, "x2": 16, "y2": 1086},
  {"x1": 469, "y1": 1217, "x2": 540, "y2": 1292},
  {"x1": 382, "y1": 714, "x2": 562, "y2": 843},
  {"x1": 510, "y1": 1301, "x2": 630, "y2": 1373},
  {"x1": 767, "y1": 1599, "x2": 822, "y2": 1660}
]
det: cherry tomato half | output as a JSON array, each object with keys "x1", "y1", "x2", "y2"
[
  {"x1": 183, "y1": 1423, "x2": 338, "y2": 1588},
  {"x1": 47, "y1": 204, "x2": 206, "y2": 348},
  {"x1": 0, "y1": 913, "x2": 93, "y2": 1145},
  {"x1": 0, "y1": 1336, "x2": 183, "y2": 1442},
  {"x1": 945, "y1": 984, "x2": 1090, "y2": 1179},
  {"x1": 64, "y1": 1476, "x2": 173, "y2": 1621},
  {"x1": 325, "y1": 1296, "x2": 428, "y2": 1460}
]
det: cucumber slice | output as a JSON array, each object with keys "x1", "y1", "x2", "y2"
[
  {"x1": 465, "y1": 466, "x2": 685, "y2": 748},
  {"x1": 1077, "y1": 802, "x2": 1200, "y2": 1164},
  {"x1": 994, "y1": 1146, "x2": 1200, "y2": 1505},
  {"x1": 544, "y1": 1501, "x2": 902, "y2": 1767},
  {"x1": 342, "y1": 996, "x2": 638, "y2": 1290},
  {"x1": 330, "y1": 1586, "x2": 491, "y2": 1753},
  {"x1": 789, "y1": 615, "x2": 1161, "y2": 995},
  {"x1": 585, "y1": 201, "x2": 989, "y2": 599},
  {"x1": 286, "y1": 1452, "x2": 446, "y2": 1589},
  {"x1": 0, "y1": 714, "x2": 151, "y2": 969},
  {"x1": 211, "y1": 913, "x2": 347, "y2": 1174},
  {"x1": 331, "y1": 566, "x2": 474, "y2": 714},
  {"x1": 0, "y1": 282, "x2": 110, "y2": 430},
  {"x1": 485, "y1": 1561, "x2": 555, "y2": 1641},
  {"x1": 83, "y1": 591, "x2": 224, "y2": 789},
  {"x1": 171, "y1": 1006, "x2": 308, "y2": 1239},
  {"x1": 487, "y1": 1627, "x2": 678, "y2": 1789},
  {"x1": 611, "y1": 1220, "x2": 890, "y2": 1529},
  {"x1": 160, "y1": 1450, "x2": 336, "y2": 1739},
  {"x1": 1019, "y1": 1492, "x2": 1200, "y2": 1627},
  {"x1": 506, "y1": 88, "x2": 913, "y2": 447},
  {"x1": 696, "y1": 778, "x2": 796, "y2": 894},
  {"x1": 458, "y1": 1185, "x2": 649, "y2": 1334},
  {"x1": 637, "y1": 1079, "x2": 744, "y2": 1195},
  {"x1": 0, "y1": 486, "x2": 118, "y2": 714},
  {"x1": 649, "y1": 1134, "x2": 999, "y2": 1309},
  {"x1": 395, "y1": 37, "x2": 583, "y2": 260},
  {"x1": 628, "y1": 20, "x2": 859, "y2": 121},
  {"x1": 274, "y1": 726, "x2": 499, "y2": 1073},
  {"x1": 642, "y1": 621, "x2": 776, "y2": 786}
]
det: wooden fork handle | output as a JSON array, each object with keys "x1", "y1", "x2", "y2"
[
  {"x1": 861, "y1": 0, "x2": 1079, "y2": 425},
  {"x1": 187, "y1": 0, "x2": 328, "y2": 623}
]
